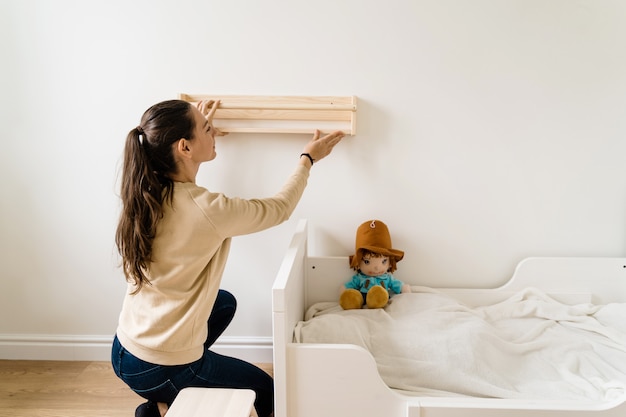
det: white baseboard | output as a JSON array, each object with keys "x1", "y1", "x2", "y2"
[{"x1": 0, "y1": 334, "x2": 273, "y2": 363}]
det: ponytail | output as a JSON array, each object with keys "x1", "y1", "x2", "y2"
[{"x1": 115, "y1": 100, "x2": 193, "y2": 292}]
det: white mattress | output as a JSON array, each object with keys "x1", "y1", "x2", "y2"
[{"x1": 295, "y1": 287, "x2": 626, "y2": 401}]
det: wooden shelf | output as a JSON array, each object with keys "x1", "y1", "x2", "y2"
[{"x1": 178, "y1": 94, "x2": 357, "y2": 135}]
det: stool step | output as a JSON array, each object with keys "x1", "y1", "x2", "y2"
[{"x1": 166, "y1": 388, "x2": 257, "y2": 417}]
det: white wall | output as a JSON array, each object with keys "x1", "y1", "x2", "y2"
[{"x1": 2, "y1": 0, "x2": 626, "y2": 361}]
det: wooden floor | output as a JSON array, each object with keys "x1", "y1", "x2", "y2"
[{"x1": 0, "y1": 360, "x2": 273, "y2": 417}]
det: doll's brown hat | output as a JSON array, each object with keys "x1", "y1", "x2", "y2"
[{"x1": 349, "y1": 220, "x2": 404, "y2": 269}]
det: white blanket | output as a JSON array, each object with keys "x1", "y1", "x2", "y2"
[{"x1": 294, "y1": 287, "x2": 626, "y2": 400}]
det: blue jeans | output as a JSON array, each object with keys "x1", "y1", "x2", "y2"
[{"x1": 111, "y1": 290, "x2": 274, "y2": 417}]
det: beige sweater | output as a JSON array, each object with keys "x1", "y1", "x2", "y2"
[{"x1": 116, "y1": 165, "x2": 309, "y2": 365}]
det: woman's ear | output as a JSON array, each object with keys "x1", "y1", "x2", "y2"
[{"x1": 175, "y1": 138, "x2": 192, "y2": 159}]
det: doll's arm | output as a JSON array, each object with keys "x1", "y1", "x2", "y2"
[
  {"x1": 340, "y1": 275, "x2": 358, "y2": 296},
  {"x1": 343, "y1": 275, "x2": 361, "y2": 290},
  {"x1": 387, "y1": 274, "x2": 410, "y2": 294}
]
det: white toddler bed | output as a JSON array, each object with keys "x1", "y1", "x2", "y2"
[{"x1": 272, "y1": 220, "x2": 626, "y2": 417}]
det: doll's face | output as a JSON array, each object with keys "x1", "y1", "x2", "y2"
[{"x1": 359, "y1": 254, "x2": 389, "y2": 277}]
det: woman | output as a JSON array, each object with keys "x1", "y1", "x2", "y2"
[{"x1": 112, "y1": 99, "x2": 344, "y2": 417}]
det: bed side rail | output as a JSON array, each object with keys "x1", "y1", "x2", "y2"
[{"x1": 409, "y1": 396, "x2": 626, "y2": 417}]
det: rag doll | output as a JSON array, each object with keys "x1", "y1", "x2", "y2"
[{"x1": 339, "y1": 219, "x2": 411, "y2": 310}]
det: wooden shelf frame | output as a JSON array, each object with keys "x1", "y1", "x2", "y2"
[{"x1": 179, "y1": 94, "x2": 357, "y2": 135}]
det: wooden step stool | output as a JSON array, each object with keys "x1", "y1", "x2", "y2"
[{"x1": 166, "y1": 388, "x2": 257, "y2": 417}]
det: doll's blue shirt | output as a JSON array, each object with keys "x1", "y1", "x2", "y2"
[{"x1": 344, "y1": 272, "x2": 404, "y2": 294}]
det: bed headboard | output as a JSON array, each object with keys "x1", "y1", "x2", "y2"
[
  {"x1": 305, "y1": 254, "x2": 626, "y2": 307},
  {"x1": 503, "y1": 256, "x2": 626, "y2": 304},
  {"x1": 283, "y1": 219, "x2": 626, "y2": 308}
]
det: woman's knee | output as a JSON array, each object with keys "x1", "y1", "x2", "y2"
[{"x1": 216, "y1": 289, "x2": 237, "y2": 310}]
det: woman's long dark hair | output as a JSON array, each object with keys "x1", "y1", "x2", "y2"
[{"x1": 115, "y1": 100, "x2": 194, "y2": 293}]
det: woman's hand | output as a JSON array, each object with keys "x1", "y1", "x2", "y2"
[
  {"x1": 196, "y1": 100, "x2": 228, "y2": 136},
  {"x1": 301, "y1": 130, "x2": 345, "y2": 165}
]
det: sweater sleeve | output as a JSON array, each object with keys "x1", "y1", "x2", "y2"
[{"x1": 192, "y1": 165, "x2": 310, "y2": 238}]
